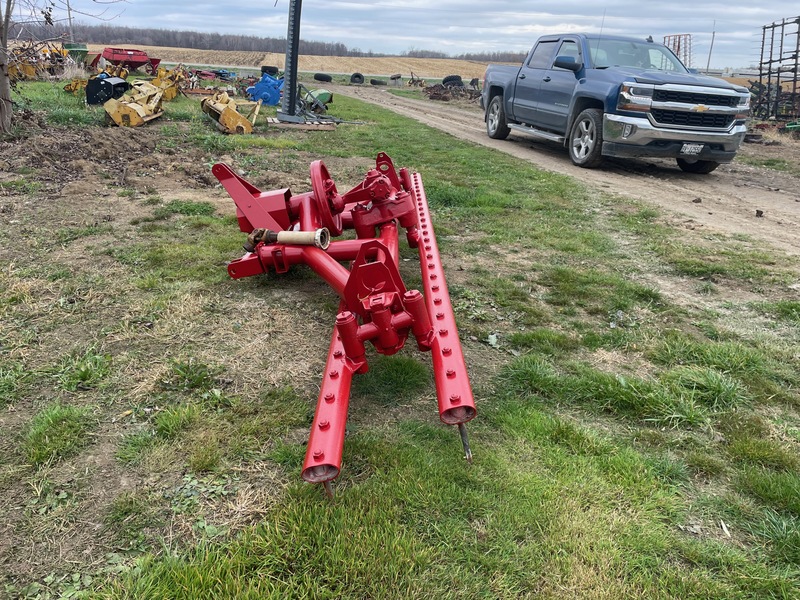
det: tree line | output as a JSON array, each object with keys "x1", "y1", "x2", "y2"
[{"x1": 10, "y1": 21, "x2": 525, "y2": 63}]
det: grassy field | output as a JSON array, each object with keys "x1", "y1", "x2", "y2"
[{"x1": 1, "y1": 78, "x2": 799, "y2": 599}]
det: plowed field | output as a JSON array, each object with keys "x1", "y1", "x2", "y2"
[{"x1": 85, "y1": 44, "x2": 492, "y2": 79}]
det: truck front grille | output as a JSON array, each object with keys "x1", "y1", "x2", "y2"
[
  {"x1": 653, "y1": 90, "x2": 739, "y2": 107},
  {"x1": 650, "y1": 109, "x2": 734, "y2": 129}
]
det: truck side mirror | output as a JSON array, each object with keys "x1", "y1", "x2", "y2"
[{"x1": 553, "y1": 56, "x2": 582, "y2": 72}]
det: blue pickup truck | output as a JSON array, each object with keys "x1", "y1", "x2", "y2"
[{"x1": 481, "y1": 34, "x2": 750, "y2": 173}]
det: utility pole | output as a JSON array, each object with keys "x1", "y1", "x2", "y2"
[
  {"x1": 706, "y1": 20, "x2": 716, "y2": 72},
  {"x1": 66, "y1": 0, "x2": 75, "y2": 42},
  {"x1": 277, "y1": 0, "x2": 304, "y2": 122}
]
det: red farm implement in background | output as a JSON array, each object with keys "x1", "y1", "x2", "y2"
[
  {"x1": 214, "y1": 153, "x2": 476, "y2": 497},
  {"x1": 91, "y1": 48, "x2": 161, "y2": 74}
]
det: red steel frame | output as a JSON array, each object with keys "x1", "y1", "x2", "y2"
[{"x1": 213, "y1": 153, "x2": 476, "y2": 496}]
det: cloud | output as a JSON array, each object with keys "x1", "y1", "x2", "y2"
[{"x1": 74, "y1": 0, "x2": 797, "y2": 68}]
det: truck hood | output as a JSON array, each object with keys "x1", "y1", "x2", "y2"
[{"x1": 610, "y1": 67, "x2": 747, "y2": 92}]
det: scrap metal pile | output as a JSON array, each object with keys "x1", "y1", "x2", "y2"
[
  {"x1": 214, "y1": 153, "x2": 476, "y2": 497},
  {"x1": 423, "y1": 76, "x2": 481, "y2": 102}
]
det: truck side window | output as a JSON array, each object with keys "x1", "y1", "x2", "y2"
[
  {"x1": 554, "y1": 40, "x2": 579, "y2": 69},
  {"x1": 527, "y1": 41, "x2": 557, "y2": 69}
]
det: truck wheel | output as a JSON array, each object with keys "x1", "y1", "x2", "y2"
[
  {"x1": 486, "y1": 96, "x2": 510, "y2": 140},
  {"x1": 569, "y1": 108, "x2": 604, "y2": 168},
  {"x1": 676, "y1": 158, "x2": 720, "y2": 174}
]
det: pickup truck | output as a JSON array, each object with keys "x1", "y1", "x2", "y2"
[{"x1": 481, "y1": 34, "x2": 750, "y2": 173}]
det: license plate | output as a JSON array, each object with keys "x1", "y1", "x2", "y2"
[{"x1": 680, "y1": 143, "x2": 704, "y2": 155}]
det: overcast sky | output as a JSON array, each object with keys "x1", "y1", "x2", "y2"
[{"x1": 70, "y1": 1, "x2": 797, "y2": 70}]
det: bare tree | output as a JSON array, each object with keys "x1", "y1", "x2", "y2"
[{"x1": 0, "y1": 0, "x2": 122, "y2": 133}]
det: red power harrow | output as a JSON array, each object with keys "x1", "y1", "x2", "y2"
[{"x1": 213, "y1": 153, "x2": 476, "y2": 496}]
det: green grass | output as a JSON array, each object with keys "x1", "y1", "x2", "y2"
[
  {"x1": 738, "y1": 467, "x2": 800, "y2": 515},
  {"x1": 614, "y1": 207, "x2": 791, "y2": 283},
  {"x1": 756, "y1": 300, "x2": 800, "y2": 323},
  {"x1": 737, "y1": 155, "x2": 800, "y2": 176},
  {"x1": 0, "y1": 179, "x2": 42, "y2": 195},
  {"x1": 23, "y1": 403, "x2": 94, "y2": 466},
  {"x1": 660, "y1": 365, "x2": 751, "y2": 411},
  {"x1": 153, "y1": 200, "x2": 217, "y2": 219},
  {"x1": 351, "y1": 354, "x2": 431, "y2": 403},
  {"x1": 748, "y1": 509, "x2": 800, "y2": 565},
  {"x1": 0, "y1": 363, "x2": 26, "y2": 407},
  {"x1": 57, "y1": 347, "x2": 112, "y2": 392},
  {"x1": 161, "y1": 359, "x2": 223, "y2": 392},
  {"x1": 508, "y1": 328, "x2": 580, "y2": 355}
]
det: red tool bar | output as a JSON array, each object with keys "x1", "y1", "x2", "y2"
[
  {"x1": 409, "y1": 172, "x2": 476, "y2": 425},
  {"x1": 301, "y1": 313, "x2": 363, "y2": 485}
]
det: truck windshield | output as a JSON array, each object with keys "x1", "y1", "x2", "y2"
[{"x1": 586, "y1": 38, "x2": 687, "y2": 72}]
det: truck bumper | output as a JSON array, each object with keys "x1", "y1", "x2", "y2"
[{"x1": 602, "y1": 114, "x2": 747, "y2": 163}]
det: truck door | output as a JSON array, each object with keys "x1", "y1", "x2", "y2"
[
  {"x1": 511, "y1": 40, "x2": 558, "y2": 125},
  {"x1": 535, "y1": 39, "x2": 582, "y2": 133}
]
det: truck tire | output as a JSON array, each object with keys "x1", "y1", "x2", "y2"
[
  {"x1": 442, "y1": 74, "x2": 463, "y2": 87},
  {"x1": 314, "y1": 73, "x2": 333, "y2": 82},
  {"x1": 676, "y1": 158, "x2": 720, "y2": 174},
  {"x1": 486, "y1": 96, "x2": 510, "y2": 140},
  {"x1": 262, "y1": 65, "x2": 280, "y2": 75},
  {"x1": 350, "y1": 72, "x2": 365, "y2": 85},
  {"x1": 568, "y1": 108, "x2": 604, "y2": 168}
]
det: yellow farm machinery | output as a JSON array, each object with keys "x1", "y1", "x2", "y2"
[
  {"x1": 201, "y1": 91, "x2": 262, "y2": 134},
  {"x1": 104, "y1": 81, "x2": 165, "y2": 127}
]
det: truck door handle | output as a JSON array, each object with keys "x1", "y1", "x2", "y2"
[
  {"x1": 518, "y1": 74, "x2": 526, "y2": 79},
  {"x1": 543, "y1": 76, "x2": 551, "y2": 82}
]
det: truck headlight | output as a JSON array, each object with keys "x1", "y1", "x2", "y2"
[
  {"x1": 617, "y1": 83, "x2": 653, "y2": 112},
  {"x1": 736, "y1": 95, "x2": 750, "y2": 119}
]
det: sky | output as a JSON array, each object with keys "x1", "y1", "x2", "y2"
[{"x1": 62, "y1": 1, "x2": 798, "y2": 70}]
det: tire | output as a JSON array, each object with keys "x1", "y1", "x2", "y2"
[
  {"x1": 442, "y1": 74, "x2": 463, "y2": 87},
  {"x1": 370, "y1": 78, "x2": 387, "y2": 86},
  {"x1": 262, "y1": 65, "x2": 279, "y2": 75},
  {"x1": 389, "y1": 73, "x2": 402, "y2": 81},
  {"x1": 568, "y1": 108, "x2": 604, "y2": 168},
  {"x1": 486, "y1": 96, "x2": 510, "y2": 140},
  {"x1": 676, "y1": 158, "x2": 720, "y2": 174},
  {"x1": 350, "y1": 72, "x2": 364, "y2": 85},
  {"x1": 314, "y1": 73, "x2": 332, "y2": 82}
]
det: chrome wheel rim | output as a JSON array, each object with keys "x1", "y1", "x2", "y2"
[
  {"x1": 571, "y1": 118, "x2": 596, "y2": 159},
  {"x1": 487, "y1": 102, "x2": 500, "y2": 133}
]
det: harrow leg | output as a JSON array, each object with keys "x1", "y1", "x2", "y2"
[
  {"x1": 458, "y1": 423, "x2": 473, "y2": 464},
  {"x1": 323, "y1": 480, "x2": 335, "y2": 499}
]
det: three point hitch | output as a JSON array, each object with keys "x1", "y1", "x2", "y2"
[{"x1": 214, "y1": 153, "x2": 476, "y2": 497}]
